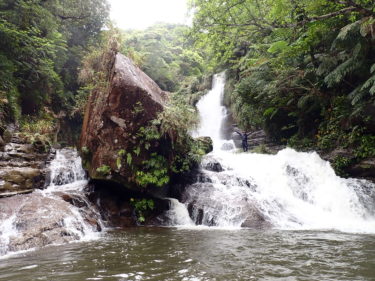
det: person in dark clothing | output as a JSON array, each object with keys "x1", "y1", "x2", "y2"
[{"x1": 235, "y1": 130, "x2": 251, "y2": 152}]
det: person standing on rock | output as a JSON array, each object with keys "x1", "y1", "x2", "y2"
[{"x1": 235, "y1": 130, "x2": 251, "y2": 152}]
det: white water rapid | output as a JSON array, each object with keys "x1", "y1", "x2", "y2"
[
  {"x1": 0, "y1": 149, "x2": 102, "y2": 257},
  {"x1": 168, "y1": 73, "x2": 375, "y2": 233}
]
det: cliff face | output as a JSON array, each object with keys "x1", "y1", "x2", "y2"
[
  {"x1": 80, "y1": 53, "x2": 168, "y2": 188},
  {"x1": 0, "y1": 132, "x2": 51, "y2": 197}
]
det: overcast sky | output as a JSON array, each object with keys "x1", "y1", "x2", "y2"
[{"x1": 109, "y1": 0, "x2": 189, "y2": 30}]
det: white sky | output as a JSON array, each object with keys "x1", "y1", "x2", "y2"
[{"x1": 109, "y1": 0, "x2": 189, "y2": 30}]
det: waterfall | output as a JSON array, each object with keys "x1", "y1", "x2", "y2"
[
  {"x1": 0, "y1": 149, "x2": 102, "y2": 257},
  {"x1": 193, "y1": 72, "x2": 235, "y2": 151},
  {"x1": 167, "y1": 73, "x2": 375, "y2": 233}
]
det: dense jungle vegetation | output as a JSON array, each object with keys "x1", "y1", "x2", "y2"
[
  {"x1": 0, "y1": 0, "x2": 206, "y2": 145},
  {"x1": 189, "y1": 0, "x2": 375, "y2": 173},
  {"x1": 0, "y1": 0, "x2": 110, "y2": 142},
  {"x1": 123, "y1": 23, "x2": 206, "y2": 93},
  {"x1": 1, "y1": 0, "x2": 375, "y2": 175}
]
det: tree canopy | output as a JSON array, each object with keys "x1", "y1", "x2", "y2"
[
  {"x1": 190, "y1": 0, "x2": 375, "y2": 167},
  {"x1": 0, "y1": 0, "x2": 109, "y2": 122},
  {"x1": 122, "y1": 23, "x2": 205, "y2": 93}
]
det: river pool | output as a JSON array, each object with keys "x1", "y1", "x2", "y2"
[{"x1": 1, "y1": 227, "x2": 374, "y2": 281}]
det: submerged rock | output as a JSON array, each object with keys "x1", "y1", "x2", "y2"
[
  {"x1": 241, "y1": 210, "x2": 272, "y2": 228},
  {"x1": 181, "y1": 177, "x2": 271, "y2": 228},
  {"x1": 201, "y1": 155, "x2": 224, "y2": 172},
  {"x1": 203, "y1": 161, "x2": 223, "y2": 172},
  {"x1": 221, "y1": 142, "x2": 234, "y2": 151},
  {"x1": 0, "y1": 191, "x2": 100, "y2": 253}
]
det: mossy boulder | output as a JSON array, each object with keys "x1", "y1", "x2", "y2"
[
  {"x1": 195, "y1": 137, "x2": 213, "y2": 154},
  {"x1": 80, "y1": 53, "x2": 168, "y2": 189}
]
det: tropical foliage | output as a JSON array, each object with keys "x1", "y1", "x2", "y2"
[
  {"x1": 122, "y1": 23, "x2": 206, "y2": 93},
  {"x1": 0, "y1": 0, "x2": 109, "y2": 139},
  {"x1": 190, "y1": 0, "x2": 375, "y2": 163}
]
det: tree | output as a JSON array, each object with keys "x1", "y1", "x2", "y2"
[
  {"x1": 190, "y1": 0, "x2": 375, "y2": 157},
  {"x1": 0, "y1": 0, "x2": 109, "y2": 121},
  {"x1": 122, "y1": 23, "x2": 205, "y2": 92}
]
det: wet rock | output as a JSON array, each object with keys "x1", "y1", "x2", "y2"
[
  {"x1": 202, "y1": 156, "x2": 224, "y2": 172},
  {"x1": 236, "y1": 177, "x2": 257, "y2": 192},
  {"x1": 241, "y1": 212, "x2": 272, "y2": 228},
  {"x1": 187, "y1": 202, "x2": 204, "y2": 225},
  {"x1": 87, "y1": 181, "x2": 170, "y2": 227},
  {"x1": 203, "y1": 161, "x2": 223, "y2": 172},
  {"x1": 0, "y1": 136, "x2": 4, "y2": 150},
  {"x1": 2, "y1": 129, "x2": 12, "y2": 143},
  {"x1": 321, "y1": 148, "x2": 354, "y2": 162},
  {"x1": 0, "y1": 192, "x2": 99, "y2": 253},
  {"x1": 346, "y1": 158, "x2": 375, "y2": 180},
  {"x1": 196, "y1": 172, "x2": 213, "y2": 183},
  {"x1": 0, "y1": 137, "x2": 50, "y2": 196},
  {"x1": 320, "y1": 148, "x2": 375, "y2": 181},
  {"x1": 0, "y1": 189, "x2": 33, "y2": 198},
  {"x1": 59, "y1": 193, "x2": 89, "y2": 208},
  {"x1": 86, "y1": 182, "x2": 137, "y2": 227},
  {"x1": 195, "y1": 136, "x2": 213, "y2": 154},
  {"x1": 232, "y1": 129, "x2": 285, "y2": 154},
  {"x1": 181, "y1": 180, "x2": 271, "y2": 228}
]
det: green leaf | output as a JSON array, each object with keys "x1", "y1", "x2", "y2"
[
  {"x1": 133, "y1": 147, "x2": 141, "y2": 156},
  {"x1": 267, "y1": 41, "x2": 289, "y2": 54},
  {"x1": 116, "y1": 157, "x2": 122, "y2": 170},
  {"x1": 127, "y1": 153, "x2": 132, "y2": 165}
]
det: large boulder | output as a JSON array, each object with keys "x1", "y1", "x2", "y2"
[
  {"x1": 0, "y1": 191, "x2": 101, "y2": 255},
  {"x1": 80, "y1": 54, "x2": 168, "y2": 187},
  {"x1": 202, "y1": 156, "x2": 223, "y2": 172}
]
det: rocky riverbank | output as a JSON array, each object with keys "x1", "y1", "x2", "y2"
[
  {"x1": 238, "y1": 129, "x2": 375, "y2": 183},
  {"x1": 0, "y1": 128, "x2": 52, "y2": 197}
]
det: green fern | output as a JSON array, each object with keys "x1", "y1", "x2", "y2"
[{"x1": 324, "y1": 57, "x2": 361, "y2": 88}]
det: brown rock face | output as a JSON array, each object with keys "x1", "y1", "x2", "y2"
[
  {"x1": 346, "y1": 158, "x2": 375, "y2": 180},
  {"x1": 80, "y1": 54, "x2": 167, "y2": 185},
  {"x1": 0, "y1": 137, "x2": 50, "y2": 197}
]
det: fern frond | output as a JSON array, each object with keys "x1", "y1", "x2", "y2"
[
  {"x1": 297, "y1": 95, "x2": 314, "y2": 109},
  {"x1": 360, "y1": 17, "x2": 375, "y2": 38},
  {"x1": 335, "y1": 20, "x2": 361, "y2": 42},
  {"x1": 324, "y1": 57, "x2": 361, "y2": 87},
  {"x1": 349, "y1": 85, "x2": 367, "y2": 105},
  {"x1": 316, "y1": 55, "x2": 338, "y2": 76},
  {"x1": 361, "y1": 73, "x2": 375, "y2": 94}
]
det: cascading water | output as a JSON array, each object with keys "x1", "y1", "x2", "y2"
[
  {"x1": 168, "y1": 73, "x2": 375, "y2": 233},
  {"x1": 0, "y1": 149, "x2": 102, "y2": 257},
  {"x1": 194, "y1": 72, "x2": 226, "y2": 143}
]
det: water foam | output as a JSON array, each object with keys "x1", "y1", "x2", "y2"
[
  {"x1": 0, "y1": 149, "x2": 102, "y2": 257},
  {"x1": 167, "y1": 73, "x2": 375, "y2": 233}
]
